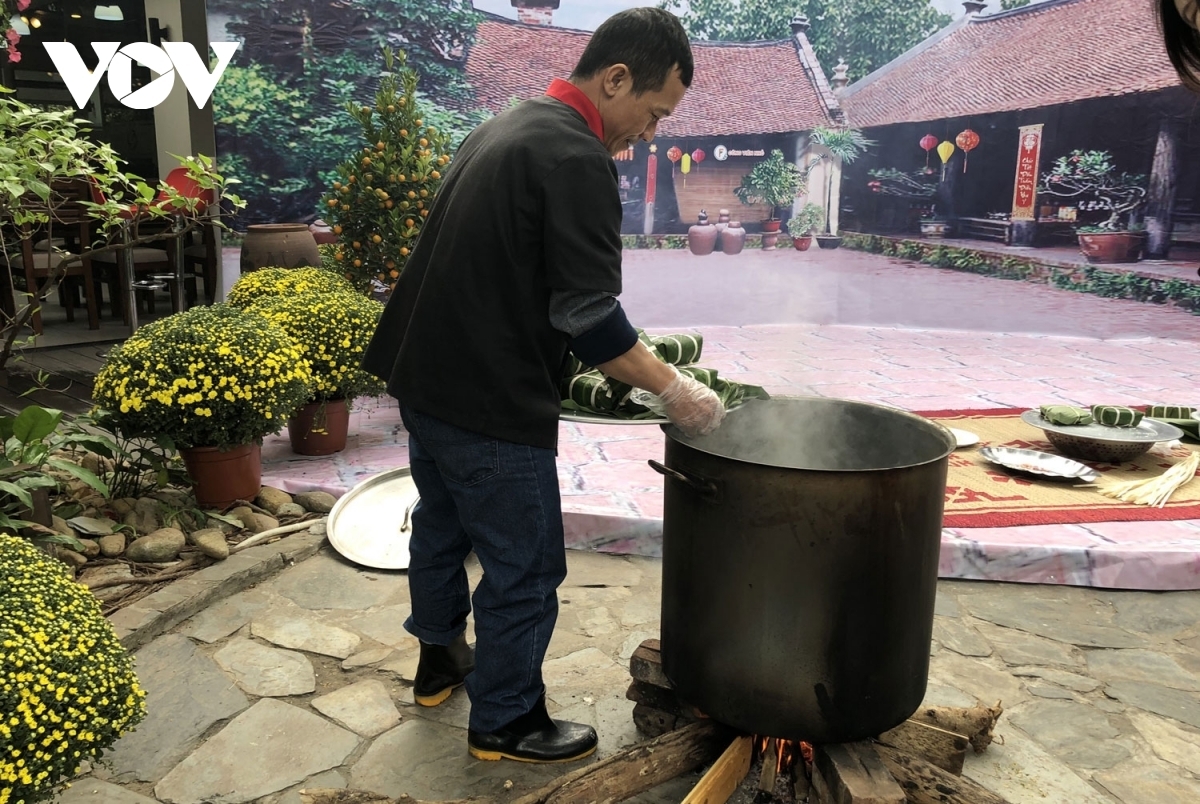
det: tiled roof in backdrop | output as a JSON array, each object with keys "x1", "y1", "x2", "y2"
[
  {"x1": 840, "y1": 0, "x2": 1182, "y2": 129},
  {"x1": 464, "y1": 14, "x2": 838, "y2": 137}
]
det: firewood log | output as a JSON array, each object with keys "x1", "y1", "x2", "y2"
[{"x1": 907, "y1": 701, "x2": 1004, "y2": 754}]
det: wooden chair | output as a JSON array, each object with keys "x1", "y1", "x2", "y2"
[{"x1": 16, "y1": 181, "x2": 101, "y2": 334}]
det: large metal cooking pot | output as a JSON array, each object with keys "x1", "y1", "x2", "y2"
[{"x1": 651, "y1": 396, "x2": 954, "y2": 743}]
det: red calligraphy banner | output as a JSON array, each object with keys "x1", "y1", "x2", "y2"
[
  {"x1": 645, "y1": 153, "x2": 657, "y2": 205},
  {"x1": 1011, "y1": 124, "x2": 1044, "y2": 221}
]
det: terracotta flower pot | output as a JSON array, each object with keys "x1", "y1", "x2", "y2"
[
  {"x1": 761, "y1": 219, "x2": 782, "y2": 233},
  {"x1": 1077, "y1": 232, "x2": 1144, "y2": 264},
  {"x1": 240, "y1": 223, "x2": 321, "y2": 274},
  {"x1": 792, "y1": 236, "x2": 813, "y2": 251},
  {"x1": 288, "y1": 398, "x2": 350, "y2": 456},
  {"x1": 180, "y1": 443, "x2": 262, "y2": 509}
]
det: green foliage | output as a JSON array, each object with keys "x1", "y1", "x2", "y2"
[
  {"x1": 734, "y1": 150, "x2": 810, "y2": 220},
  {"x1": 321, "y1": 48, "x2": 454, "y2": 296},
  {"x1": 0, "y1": 534, "x2": 147, "y2": 802},
  {"x1": 70, "y1": 411, "x2": 185, "y2": 501},
  {"x1": 867, "y1": 167, "x2": 938, "y2": 198},
  {"x1": 810, "y1": 127, "x2": 874, "y2": 233},
  {"x1": 1000, "y1": 0, "x2": 1032, "y2": 9},
  {"x1": 659, "y1": 0, "x2": 951, "y2": 81},
  {"x1": 788, "y1": 203, "x2": 826, "y2": 235},
  {"x1": 0, "y1": 406, "x2": 113, "y2": 545}
]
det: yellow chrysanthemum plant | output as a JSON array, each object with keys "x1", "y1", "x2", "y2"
[
  {"x1": 245, "y1": 290, "x2": 385, "y2": 403},
  {"x1": 0, "y1": 533, "x2": 147, "y2": 803},
  {"x1": 225, "y1": 266, "x2": 355, "y2": 309},
  {"x1": 91, "y1": 304, "x2": 314, "y2": 450}
]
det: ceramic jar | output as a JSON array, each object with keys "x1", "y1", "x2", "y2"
[
  {"x1": 688, "y1": 211, "x2": 719, "y2": 256},
  {"x1": 721, "y1": 221, "x2": 746, "y2": 255}
]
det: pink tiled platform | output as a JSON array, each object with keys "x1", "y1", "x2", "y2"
[{"x1": 261, "y1": 249, "x2": 1200, "y2": 590}]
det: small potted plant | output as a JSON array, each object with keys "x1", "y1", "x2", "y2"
[
  {"x1": 92, "y1": 305, "x2": 315, "y2": 507},
  {"x1": 787, "y1": 203, "x2": 825, "y2": 251},
  {"x1": 226, "y1": 265, "x2": 356, "y2": 308},
  {"x1": 1039, "y1": 150, "x2": 1148, "y2": 263},
  {"x1": 809, "y1": 127, "x2": 874, "y2": 249},
  {"x1": 734, "y1": 149, "x2": 808, "y2": 247},
  {"x1": 246, "y1": 290, "x2": 387, "y2": 455}
]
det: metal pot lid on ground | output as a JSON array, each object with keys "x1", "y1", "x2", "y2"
[{"x1": 327, "y1": 468, "x2": 420, "y2": 570}]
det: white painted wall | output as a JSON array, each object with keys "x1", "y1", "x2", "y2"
[{"x1": 144, "y1": 0, "x2": 191, "y2": 180}]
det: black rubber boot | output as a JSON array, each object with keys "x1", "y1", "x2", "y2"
[
  {"x1": 467, "y1": 695, "x2": 598, "y2": 763},
  {"x1": 413, "y1": 633, "x2": 474, "y2": 707}
]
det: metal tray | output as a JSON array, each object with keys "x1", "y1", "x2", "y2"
[
  {"x1": 1020, "y1": 409, "x2": 1184, "y2": 443},
  {"x1": 979, "y1": 446, "x2": 1100, "y2": 482},
  {"x1": 560, "y1": 411, "x2": 668, "y2": 425},
  {"x1": 327, "y1": 468, "x2": 420, "y2": 570}
]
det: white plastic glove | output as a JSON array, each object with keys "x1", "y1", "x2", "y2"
[{"x1": 632, "y1": 364, "x2": 726, "y2": 437}]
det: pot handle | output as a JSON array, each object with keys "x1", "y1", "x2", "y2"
[{"x1": 648, "y1": 460, "x2": 718, "y2": 497}]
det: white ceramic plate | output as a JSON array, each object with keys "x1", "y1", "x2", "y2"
[
  {"x1": 949, "y1": 427, "x2": 979, "y2": 448},
  {"x1": 979, "y1": 446, "x2": 1100, "y2": 482},
  {"x1": 326, "y1": 468, "x2": 420, "y2": 570}
]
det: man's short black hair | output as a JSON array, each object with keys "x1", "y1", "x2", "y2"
[{"x1": 570, "y1": 7, "x2": 694, "y2": 93}]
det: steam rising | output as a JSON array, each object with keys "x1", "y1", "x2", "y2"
[{"x1": 669, "y1": 396, "x2": 954, "y2": 471}]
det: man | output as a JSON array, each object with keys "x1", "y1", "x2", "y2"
[{"x1": 362, "y1": 7, "x2": 726, "y2": 764}]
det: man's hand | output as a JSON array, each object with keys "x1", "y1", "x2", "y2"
[{"x1": 658, "y1": 365, "x2": 726, "y2": 437}]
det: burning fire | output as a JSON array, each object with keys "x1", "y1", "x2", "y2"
[{"x1": 755, "y1": 737, "x2": 813, "y2": 775}]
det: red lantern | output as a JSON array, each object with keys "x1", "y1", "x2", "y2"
[
  {"x1": 691, "y1": 148, "x2": 705, "y2": 164},
  {"x1": 955, "y1": 129, "x2": 980, "y2": 173},
  {"x1": 919, "y1": 134, "x2": 938, "y2": 168},
  {"x1": 666, "y1": 145, "x2": 682, "y2": 176}
]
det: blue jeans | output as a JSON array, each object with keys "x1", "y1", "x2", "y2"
[{"x1": 399, "y1": 404, "x2": 567, "y2": 733}]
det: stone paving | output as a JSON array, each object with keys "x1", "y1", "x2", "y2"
[{"x1": 67, "y1": 544, "x2": 1200, "y2": 804}]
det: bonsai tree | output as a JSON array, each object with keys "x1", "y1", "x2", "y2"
[
  {"x1": 787, "y1": 203, "x2": 825, "y2": 237},
  {"x1": 810, "y1": 127, "x2": 874, "y2": 235},
  {"x1": 734, "y1": 149, "x2": 809, "y2": 223},
  {"x1": 1038, "y1": 150, "x2": 1147, "y2": 231}
]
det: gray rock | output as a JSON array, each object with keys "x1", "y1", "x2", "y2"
[
  {"x1": 963, "y1": 593, "x2": 1144, "y2": 648},
  {"x1": 1127, "y1": 711, "x2": 1200, "y2": 776},
  {"x1": 311, "y1": 679, "x2": 402, "y2": 737},
  {"x1": 309, "y1": 520, "x2": 327, "y2": 536},
  {"x1": 342, "y1": 648, "x2": 395, "y2": 669},
  {"x1": 933, "y1": 617, "x2": 992, "y2": 657},
  {"x1": 976, "y1": 622, "x2": 1082, "y2": 668},
  {"x1": 349, "y1": 719, "x2": 559, "y2": 800},
  {"x1": 921, "y1": 682, "x2": 978, "y2": 708},
  {"x1": 1094, "y1": 759, "x2": 1200, "y2": 803},
  {"x1": 228, "y1": 505, "x2": 256, "y2": 529},
  {"x1": 351, "y1": 605, "x2": 415, "y2": 649},
  {"x1": 189, "y1": 528, "x2": 229, "y2": 560},
  {"x1": 154, "y1": 699, "x2": 359, "y2": 804},
  {"x1": 251, "y1": 612, "x2": 361, "y2": 658},
  {"x1": 544, "y1": 647, "x2": 630, "y2": 710},
  {"x1": 213, "y1": 637, "x2": 315, "y2": 697},
  {"x1": 1105, "y1": 681, "x2": 1200, "y2": 729},
  {"x1": 294, "y1": 491, "x2": 338, "y2": 513},
  {"x1": 126, "y1": 527, "x2": 186, "y2": 563},
  {"x1": 79, "y1": 564, "x2": 134, "y2": 602},
  {"x1": 270, "y1": 771, "x2": 346, "y2": 804},
  {"x1": 1010, "y1": 665, "x2": 1101, "y2": 692},
  {"x1": 963, "y1": 724, "x2": 1119, "y2": 804},
  {"x1": 179, "y1": 589, "x2": 276, "y2": 643},
  {"x1": 98, "y1": 532, "x2": 126, "y2": 557},
  {"x1": 1028, "y1": 684, "x2": 1077, "y2": 700},
  {"x1": 134, "y1": 496, "x2": 161, "y2": 517},
  {"x1": 244, "y1": 512, "x2": 280, "y2": 534},
  {"x1": 56, "y1": 779, "x2": 160, "y2": 804},
  {"x1": 381, "y1": 651, "x2": 419, "y2": 683},
  {"x1": 256, "y1": 486, "x2": 294, "y2": 515},
  {"x1": 276, "y1": 502, "x2": 306, "y2": 518},
  {"x1": 69, "y1": 515, "x2": 116, "y2": 536},
  {"x1": 105, "y1": 634, "x2": 249, "y2": 783},
  {"x1": 1087, "y1": 649, "x2": 1200, "y2": 692},
  {"x1": 267, "y1": 551, "x2": 400, "y2": 610},
  {"x1": 1114, "y1": 594, "x2": 1200, "y2": 637},
  {"x1": 1008, "y1": 700, "x2": 1129, "y2": 769},
  {"x1": 110, "y1": 497, "x2": 136, "y2": 516},
  {"x1": 934, "y1": 590, "x2": 961, "y2": 618},
  {"x1": 77, "y1": 538, "x2": 101, "y2": 558},
  {"x1": 928, "y1": 653, "x2": 1029, "y2": 707},
  {"x1": 53, "y1": 547, "x2": 88, "y2": 566},
  {"x1": 52, "y1": 514, "x2": 77, "y2": 537}
]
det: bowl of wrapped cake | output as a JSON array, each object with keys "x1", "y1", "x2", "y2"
[{"x1": 1022, "y1": 405, "x2": 1186, "y2": 463}]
